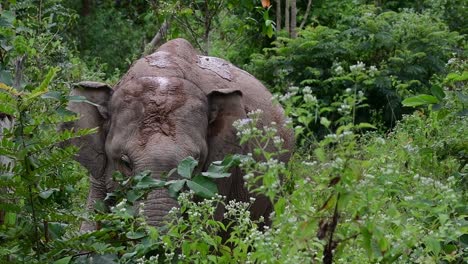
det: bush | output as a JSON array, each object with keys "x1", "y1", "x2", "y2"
[{"x1": 248, "y1": 6, "x2": 462, "y2": 136}]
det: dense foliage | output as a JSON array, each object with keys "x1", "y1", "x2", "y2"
[{"x1": 1, "y1": 0, "x2": 466, "y2": 263}]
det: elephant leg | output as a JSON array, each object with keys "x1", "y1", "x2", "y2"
[{"x1": 249, "y1": 195, "x2": 272, "y2": 229}]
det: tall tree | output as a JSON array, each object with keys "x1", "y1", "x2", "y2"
[
  {"x1": 299, "y1": 0, "x2": 312, "y2": 29},
  {"x1": 276, "y1": 0, "x2": 281, "y2": 31},
  {"x1": 284, "y1": 0, "x2": 290, "y2": 34},
  {"x1": 290, "y1": 0, "x2": 297, "y2": 38}
]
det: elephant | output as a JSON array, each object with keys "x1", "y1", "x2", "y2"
[{"x1": 65, "y1": 38, "x2": 294, "y2": 231}]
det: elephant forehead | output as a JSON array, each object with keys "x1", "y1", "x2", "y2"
[
  {"x1": 196, "y1": 55, "x2": 232, "y2": 81},
  {"x1": 145, "y1": 51, "x2": 174, "y2": 68},
  {"x1": 119, "y1": 76, "x2": 188, "y2": 145}
]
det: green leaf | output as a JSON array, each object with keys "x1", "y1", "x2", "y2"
[
  {"x1": 93, "y1": 200, "x2": 107, "y2": 213},
  {"x1": 27, "y1": 68, "x2": 58, "y2": 101},
  {"x1": 187, "y1": 176, "x2": 217, "y2": 198},
  {"x1": 0, "y1": 11, "x2": 15, "y2": 27},
  {"x1": 455, "y1": 91, "x2": 468, "y2": 105},
  {"x1": 41, "y1": 91, "x2": 62, "y2": 101},
  {"x1": 355, "y1": 122, "x2": 377, "y2": 130},
  {"x1": 314, "y1": 147, "x2": 326, "y2": 162},
  {"x1": 424, "y1": 237, "x2": 441, "y2": 255},
  {"x1": 168, "y1": 179, "x2": 186, "y2": 198},
  {"x1": 177, "y1": 156, "x2": 198, "y2": 179},
  {"x1": 39, "y1": 189, "x2": 56, "y2": 199},
  {"x1": 402, "y1": 94, "x2": 439, "y2": 107},
  {"x1": 66, "y1": 95, "x2": 100, "y2": 107},
  {"x1": 135, "y1": 175, "x2": 165, "y2": 189},
  {"x1": 430, "y1": 85, "x2": 445, "y2": 101},
  {"x1": 53, "y1": 256, "x2": 72, "y2": 264},
  {"x1": 201, "y1": 171, "x2": 231, "y2": 178},
  {"x1": 361, "y1": 226, "x2": 372, "y2": 256},
  {"x1": 87, "y1": 254, "x2": 118, "y2": 264},
  {"x1": 126, "y1": 190, "x2": 143, "y2": 203},
  {"x1": 274, "y1": 197, "x2": 286, "y2": 216},
  {"x1": 218, "y1": 154, "x2": 242, "y2": 169},
  {"x1": 126, "y1": 231, "x2": 146, "y2": 240}
]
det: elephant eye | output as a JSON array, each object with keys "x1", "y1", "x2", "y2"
[{"x1": 120, "y1": 154, "x2": 133, "y2": 171}]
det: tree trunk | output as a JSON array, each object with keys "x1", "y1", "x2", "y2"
[
  {"x1": 290, "y1": 0, "x2": 297, "y2": 38},
  {"x1": 275, "y1": 0, "x2": 281, "y2": 31},
  {"x1": 81, "y1": 0, "x2": 91, "y2": 16},
  {"x1": 299, "y1": 0, "x2": 312, "y2": 29},
  {"x1": 144, "y1": 20, "x2": 170, "y2": 55},
  {"x1": 203, "y1": 0, "x2": 211, "y2": 55},
  {"x1": 284, "y1": 0, "x2": 290, "y2": 36}
]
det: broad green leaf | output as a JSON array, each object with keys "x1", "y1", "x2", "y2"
[
  {"x1": 93, "y1": 200, "x2": 107, "y2": 213},
  {"x1": 361, "y1": 227, "x2": 372, "y2": 256},
  {"x1": 48, "y1": 222, "x2": 68, "y2": 239},
  {"x1": 66, "y1": 95, "x2": 100, "y2": 107},
  {"x1": 135, "y1": 175, "x2": 165, "y2": 189},
  {"x1": 126, "y1": 190, "x2": 143, "y2": 203},
  {"x1": 168, "y1": 179, "x2": 186, "y2": 198},
  {"x1": 122, "y1": 252, "x2": 137, "y2": 259},
  {"x1": 314, "y1": 147, "x2": 326, "y2": 162},
  {"x1": 187, "y1": 176, "x2": 217, "y2": 198},
  {"x1": 39, "y1": 189, "x2": 56, "y2": 199},
  {"x1": 402, "y1": 94, "x2": 439, "y2": 107},
  {"x1": 219, "y1": 154, "x2": 242, "y2": 168},
  {"x1": 274, "y1": 197, "x2": 286, "y2": 216},
  {"x1": 41, "y1": 91, "x2": 62, "y2": 100},
  {"x1": 4, "y1": 212, "x2": 16, "y2": 226},
  {"x1": 430, "y1": 85, "x2": 445, "y2": 100},
  {"x1": 177, "y1": 156, "x2": 198, "y2": 179},
  {"x1": 201, "y1": 171, "x2": 231, "y2": 178},
  {"x1": 356, "y1": 122, "x2": 377, "y2": 130},
  {"x1": 456, "y1": 91, "x2": 468, "y2": 104},
  {"x1": 87, "y1": 254, "x2": 118, "y2": 264},
  {"x1": 53, "y1": 256, "x2": 72, "y2": 264},
  {"x1": 126, "y1": 231, "x2": 146, "y2": 240},
  {"x1": 0, "y1": 70, "x2": 13, "y2": 86},
  {"x1": 424, "y1": 237, "x2": 441, "y2": 255}
]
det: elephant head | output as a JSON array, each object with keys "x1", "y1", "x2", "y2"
[{"x1": 67, "y1": 39, "x2": 293, "y2": 230}]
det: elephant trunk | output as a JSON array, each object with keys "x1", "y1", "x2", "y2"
[{"x1": 143, "y1": 188, "x2": 179, "y2": 226}]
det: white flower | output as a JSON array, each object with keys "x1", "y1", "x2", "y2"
[
  {"x1": 358, "y1": 90, "x2": 364, "y2": 98},
  {"x1": 273, "y1": 136, "x2": 284, "y2": 146},
  {"x1": 334, "y1": 65, "x2": 344, "y2": 75},
  {"x1": 369, "y1": 65, "x2": 378, "y2": 76},
  {"x1": 289, "y1": 86, "x2": 299, "y2": 93},
  {"x1": 243, "y1": 173, "x2": 254, "y2": 180},
  {"x1": 446, "y1": 58, "x2": 456, "y2": 66},
  {"x1": 350, "y1": 61, "x2": 365, "y2": 72},
  {"x1": 376, "y1": 137, "x2": 385, "y2": 144},
  {"x1": 304, "y1": 93, "x2": 317, "y2": 104},
  {"x1": 303, "y1": 86, "x2": 312, "y2": 94},
  {"x1": 404, "y1": 196, "x2": 413, "y2": 201},
  {"x1": 280, "y1": 92, "x2": 293, "y2": 102}
]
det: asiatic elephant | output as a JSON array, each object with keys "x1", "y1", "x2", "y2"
[{"x1": 65, "y1": 38, "x2": 294, "y2": 231}]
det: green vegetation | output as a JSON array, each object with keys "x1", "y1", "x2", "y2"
[{"x1": 1, "y1": 0, "x2": 466, "y2": 263}]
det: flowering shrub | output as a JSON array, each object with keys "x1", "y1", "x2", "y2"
[{"x1": 248, "y1": 6, "x2": 462, "y2": 131}]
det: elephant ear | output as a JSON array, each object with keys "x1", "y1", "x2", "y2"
[
  {"x1": 207, "y1": 88, "x2": 247, "y2": 161},
  {"x1": 206, "y1": 89, "x2": 251, "y2": 221},
  {"x1": 63, "y1": 81, "x2": 113, "y2": 180}
]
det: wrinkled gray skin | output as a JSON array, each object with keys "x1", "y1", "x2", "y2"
[{"x1": 66, "y1": 39, "x2": 294, "y2": 231}]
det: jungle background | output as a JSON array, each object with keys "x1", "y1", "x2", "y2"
[{"x1": 0, "y1": 0, "x2": 466, "y2": 263}]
